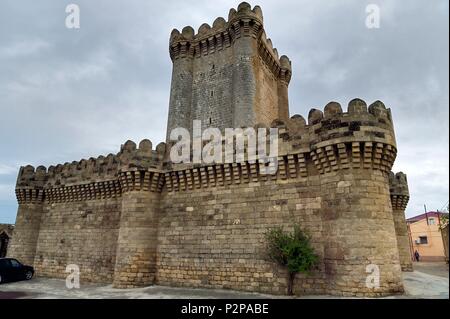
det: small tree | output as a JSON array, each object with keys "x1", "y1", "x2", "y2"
[
  {"x1": 265, "y1": 225, "x2": 319, "y2": 295},
  {"x1": 439, "y1": 214, "x2": 449, "y2": 231},
  {"x1": 438, "y1": 205, "x2": 449, "y2": 231}
]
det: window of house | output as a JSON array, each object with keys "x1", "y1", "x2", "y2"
[
  {"x1": 419, "y1": 236, "x2": 428, "y2": 244},
  {"x1": 428, "y1": 218, "x2": 435, "y2": 225}
]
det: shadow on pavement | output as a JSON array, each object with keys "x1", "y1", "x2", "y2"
[{"x1": 0, "y1": 291, "x2": 32, "y2": 299}]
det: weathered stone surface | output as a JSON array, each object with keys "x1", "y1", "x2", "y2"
[
  {"x1": 0, "y1": 224, "x2": 13, "y2": 258},
  {"x1": 390, "y1": 172, "x2": 413, "y2": 272},
  {"x1": 7, "y1": 2, "x2": 410, "y2": 297},
  {"x1": 167, "y1": 2, "x2": 291, "y2": 141}
]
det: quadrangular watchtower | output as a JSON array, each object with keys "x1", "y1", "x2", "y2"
[{"x1": 166, "y1": 2, "x2": 292, "y2": 141}]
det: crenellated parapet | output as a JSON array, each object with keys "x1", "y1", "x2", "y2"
[
  {"x1": 389, "y1": 172, "x2": 410, "y2": 210},
  {"x1": 118, "y1": 140, "x2": 167, "y2": 194},
  {"x1": 274, "y1": 99, "x2": 397, "y2": 175},
  {"x1": 169, "y1": 2, "x2": 263, "y2": 57},
  {"x1": 15, "y1": 166, "x2": 47, "y2": 204},
  {"x1": 118, "y1": 139, "x2": 166, "y2": 171},
  {"x1": 162, "y1": 98, "x2": 398, "y2": 193},
  {"x1": 169, "y1": 2, "x2": 291, "y2": 83},
  {"x1": 15, "y1": 139, "x2": 168, "y2": 204},
  {"x1": 17, "y1": 99, "x2": 399, "y2": 197}
]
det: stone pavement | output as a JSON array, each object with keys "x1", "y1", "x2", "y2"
[
  {"x1": 0, "y1": 278, "x2": 282, "y2": 299},
  {"x1": 412, "y1": 262, "x2": 449, "y2": 278},
  {"x1": 0, "y1": 262, "x2": 448, "y2": 299},
  {"x1": 400, "y1": 262, "x2": 448, "y2": 299}
]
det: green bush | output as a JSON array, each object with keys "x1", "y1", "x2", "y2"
[{"x1": 265, "y1": 225, "x2": 319, "y2": 295}]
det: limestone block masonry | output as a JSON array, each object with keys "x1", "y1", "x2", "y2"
[
  {"x1": 8, "y1": 2, "x2": 412, "y2": 297},
  {"x1": 166, "y1": 2, "x2": 291, "y2": 141},
  {"x1": 389, "y1": 172, "x2": 413, "y2": 272}
]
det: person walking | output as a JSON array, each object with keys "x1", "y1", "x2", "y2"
[{"x1": 414, "y1": 250, "x2": 420, "y2": 262}]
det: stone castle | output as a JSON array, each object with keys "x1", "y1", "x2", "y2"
[{"x1": 8, "y1": 2, "x2": 413, "y2": 297}]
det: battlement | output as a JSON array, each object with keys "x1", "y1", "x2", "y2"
[
  {"x1": 170, "y1": 3, "x2": 263, "y2": 44},
  {"x1": 389, "y1": 172, "x2": 409, "y2": 193},
  {"x1": 389, "y1": 172, "x2": 410, "y2": 210},
  {"x1": 169, "y1": 2, "x2": 291, "y2": 81},
  {"x1": 15, "y1": 139, "x2": 167, "y2": 203},
  {"x1": 163, "y1": 98, "x2": 398, "y2": 192},
  {"x1": 16, "y1": 165, "x2": 48, "y2": 188},
  {"x1": 272, "y1": 98, "x2": 396, "y2": 172},
  {"x1": 16, "y1": 99, "x2": 399, "y2": 198},
  {"x1": 273, "y1": 99, "x2": 393, "y2": 141},
  {"x1": 15, "y1": 165, "x2": 47, "y2": 204},
  {"x1": 118, "y1": 139, "x2": 166, "y2": 171}
]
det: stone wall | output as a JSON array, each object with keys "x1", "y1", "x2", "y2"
[
  {"x1": 390, "y1": 172, "x2": 413, "y2": 271},
  {"x1": 0, "y1": 224, "x2": 13, "y2": 258},
  {"x1": 167, "y1": 2, "x2": 292, "y2": 139},
  {"x1": 33, "y1": 199, "x2": 121, "y2": 283},
  {"x1": 158, "y1": 98, "x2": 405, "y2": 297},
  {"x1": 8, "y1": 99, "x2": 409, "y2": 297},
  {"x1": 254, "y1": 54, "x2": 280, "y2": 125},
  {"x1": 320, "y1": 169, "x2": 403, "y2": 296},
  {"x1": 157, "y1": 176, "x2": 326, "y2": 295},
  {"x1": 191, "y1": 46, "x2": 234, "y2": 132},
  {"x1": 0, "y1": 224, "x2": 14, "y2": 235},
  {"x1": 8, "y1": 200, "x2": 44, "y2": 266},
  {"x1": 112, "y1": 173, "x2": 162, "y2": 288}
]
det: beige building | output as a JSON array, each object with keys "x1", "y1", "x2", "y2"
[{"x1": 407, "y1": 212, "x2": 448, "y2": 262}]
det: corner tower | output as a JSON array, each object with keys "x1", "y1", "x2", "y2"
[
  {"x1": 166, "y1": 2, "x2": 292, "y2": 141},
  {"x1": 390, "y1": 172, "x2": 413, "y2": 272}
]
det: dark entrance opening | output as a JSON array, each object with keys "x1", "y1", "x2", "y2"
[{"x1": 0, "y1": 232, "x2": 10, "y2": 258}]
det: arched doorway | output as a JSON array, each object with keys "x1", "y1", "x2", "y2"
[{"x1": 0, "y1": 231, "x2": 10, "y2": 258}]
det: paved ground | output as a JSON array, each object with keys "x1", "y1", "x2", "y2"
[
  {"x1": 412, "y1": 261, "x2": 449, "y2": 278},
  {"x1": 0, "y1": 262, "x2": 448, "y2": 299},
  {"x1": 0, "y1": 279, "x2": 282, "y2": 299},
  {"x1": 401, "y1": 262, "x2": 449, "y2": 299}
]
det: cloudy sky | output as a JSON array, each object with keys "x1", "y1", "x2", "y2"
[{"x1": 0, "y1": 0, "x2": 448, "y2": 223}]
